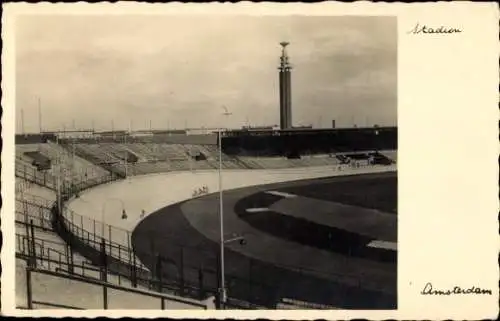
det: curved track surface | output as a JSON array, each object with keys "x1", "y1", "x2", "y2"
[{"x1": 132, "y1": 172, "x2": 397, "y2": 309}]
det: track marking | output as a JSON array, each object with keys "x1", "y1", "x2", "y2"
[
  {"x1": 367, "y1": 240, "x2": 397, "y2": 251},
  {"x1": 265, "y1": 190, "x2": 297, "y2": 198},
  {"x1": 245, "y1": 207, "x2": 270, "y2": 213}
]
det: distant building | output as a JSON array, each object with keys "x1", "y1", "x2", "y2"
[
  {"x1": 47, "y1": 130, "x2": 94, "y2": 139},
  {"x1": 96, "y1": 130, "x2": 127, "y2": 138},
  {"x1": 187, "y1": 128, "x2": 221, "y2": 135},
  {"x1": 241, "y1": 125, "x2": 279, "y2": 131},
  {"x1": 152, "y1": 129, "x2": 187, "y2": 135},
  {"x1": 130, "y1": 130, "x2": 154, "y2": 137},
  {"x1": 292, "y1": 125, "x2": 313, "y2": 130}
]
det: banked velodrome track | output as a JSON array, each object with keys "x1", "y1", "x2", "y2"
[{"x1": 67, "y1": 164, "x2": 397, "y2": 309}]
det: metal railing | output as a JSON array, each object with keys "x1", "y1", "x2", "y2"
[
  {"x1": 16, "y1": 217, "x2": 210, "y2": 310},
  {"x1": 23, "y1": 268, "x2": 209, "y2": 310}
]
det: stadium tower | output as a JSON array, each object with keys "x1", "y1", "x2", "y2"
[{"x1": 278, "y1": 42, "x2": 293, "y2": 129}]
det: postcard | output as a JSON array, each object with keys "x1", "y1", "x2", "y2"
[{"x1": 1, "y1": 2, "x2": 498, "y2": 319}]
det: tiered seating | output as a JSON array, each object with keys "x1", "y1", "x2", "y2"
[
  {"x1": 74, "y1": 142, "x2": 252, "y2": 174},
  {"x1": 200, "y1": 145, "x2": 250, "y2": 169},
  {"x1": 115, "y1": 161, "x2": 171, "y2": 175},
  {"x1": 16, "y1": 155, "x2": 36, "y2": 168},
  {"x1": 182, "y1": 144, "x2": 205, "y2": 157},
  {"x1": 168, "y1": 160, "x2": 192, "y2": 171},
  {"x1": 139, "y1": 161, "x2": 172, "y2": 173},
  {"x1": 157, "y1": 144, "x2": 189, "y2": 161},
  {"x1": 190, "y1": 147, "x2": 220, "y2": 169},
  {"x1": 75, "y1": 144, "x2": 119, "y2": 165},
  {"x1": 237, "y1": 156, "x2": 292, "y2": 169},
  {"x1": 230, "y1": 157, "x2": 264, "y2": 169},
  {"x1": 101, "y1": 144, "x2": 127, "y2": 160},
  {"x1": 200, "y1": 145, "x2": 227, "y2": 160},
  {"x1": 64, "y1": 142, "x2": 372, "y2": 176},
  {"x1": 16, "y1": 143, "x2": 111, "y2": 189},
  {"x1": 192, "y1": 161, "x2": 216, "y2": 170},
  {"x1": 233, "y1": 155, "x2": 340, "y2": 169},
  {"x1": 16, "y1": 144, "x2": 42, "y2": 164},
  {"x1": 123, "y1": 143, "x2": 158, "y2": 162},
  {"x1": 75, "y1": 143, "x2": 222, "y2": 175},
  {"x1": 299, "y1": 155, "x2": 340, "y2": 167},
  {"x1": 20, "y1": 141, "x2": 369, "y2": 178},
  {"x1": 46, "y1": 143, "x2": 110, "y2": 180}
]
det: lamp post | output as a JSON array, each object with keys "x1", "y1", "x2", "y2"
[
  {"x1": 218, "y1": 127, "x2": 226, "y2": 305},
  {"x1": 218, "y1": 106, "x2": 232, "y2": 306},
  {"x1": 218, "y1": 233, "x2": 246, "y2": 308}
]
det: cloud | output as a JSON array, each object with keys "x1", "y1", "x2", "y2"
[{"x1": 15, "y1": 15, "x2": 396, "y2": 132}]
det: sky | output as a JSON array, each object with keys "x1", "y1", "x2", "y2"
[{"x1": 15, "y1": 15, "x2": 397, "y2": 133}]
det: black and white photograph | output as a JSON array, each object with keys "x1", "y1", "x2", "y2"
[
  {"x1": 1, "y1": 2, "x2": 498, "y2": 319},
  {"x1": 12, "y1": 13, "x2": 397, "y2": 311}
]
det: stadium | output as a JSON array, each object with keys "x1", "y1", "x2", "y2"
[
  {"x1": 12, "y1": 36, "x2": 397, "y2": 310},
  {"x1": 14, "y1": 124, "x2": 397, "y2": 310}
]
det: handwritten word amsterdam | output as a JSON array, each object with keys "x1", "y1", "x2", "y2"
[
  {"x1": 408, "y1": 23, "x2": 462, "y2": 35},
  {"x1": 421, "y1": 282, "x2": 492, "y2": 295}
]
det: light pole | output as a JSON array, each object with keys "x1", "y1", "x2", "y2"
[
  {"x1": 218, "y1": 106, "x2": 232, "y2": 306},
  {"x1": 218, "y1": 127, "x2": 226, "y2": 304},
  {"x1": 101, "y1": 198, "x2": 127, "y2": 239}
]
